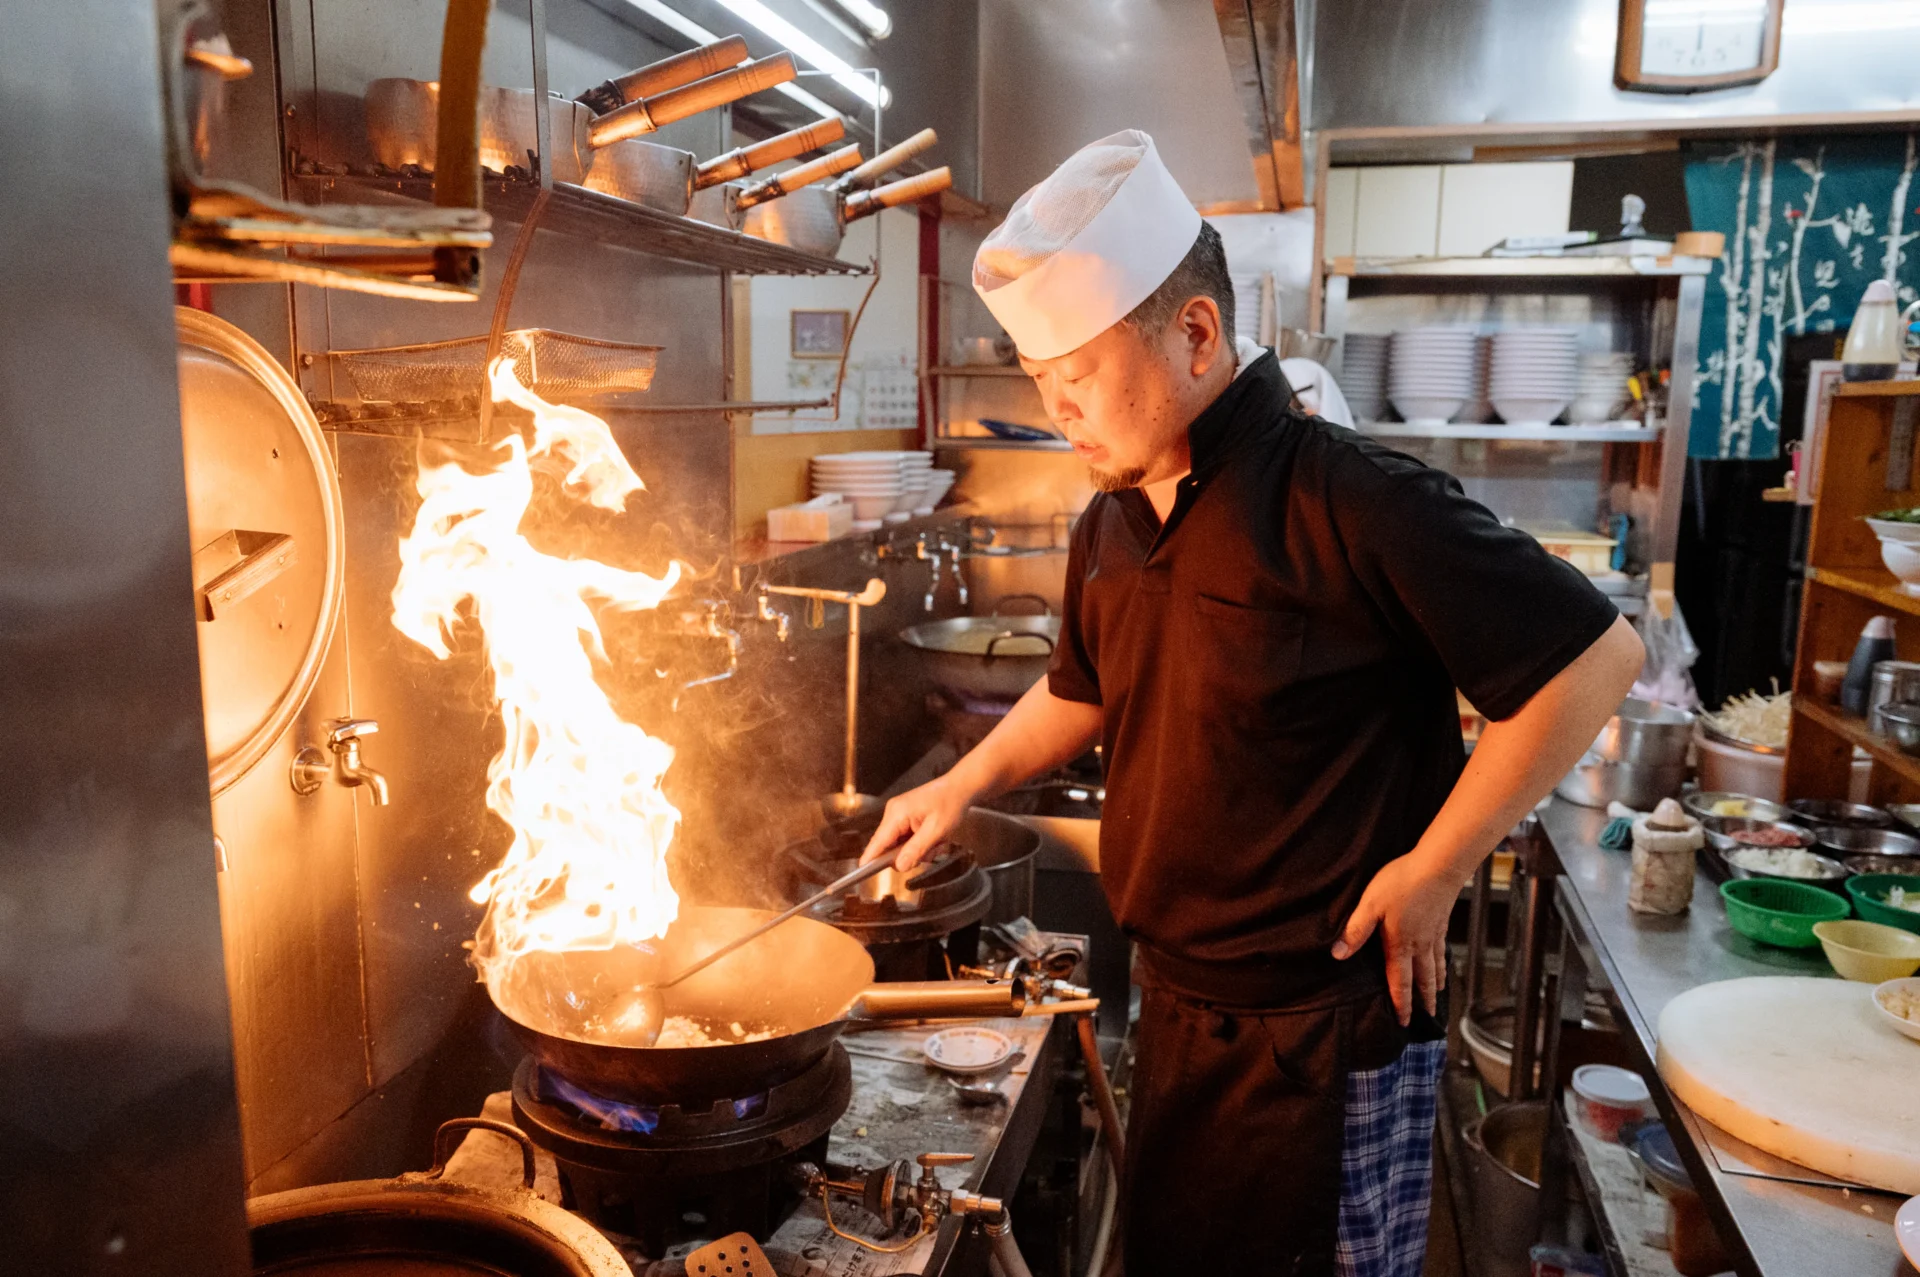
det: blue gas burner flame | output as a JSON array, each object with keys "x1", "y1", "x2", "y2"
[{"x1": 541, "y1": 1068, "x2": 660, "y2": 1134}]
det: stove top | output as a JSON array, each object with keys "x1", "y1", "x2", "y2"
[{"x1": 510, "y1": 1048, "x2": 850, "y2": 1252}]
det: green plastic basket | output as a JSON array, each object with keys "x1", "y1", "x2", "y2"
[
  {"x1": 1719, "y1": 878, "x2": 1850, "y2": 948},
  {"x1": 1845, "y1": 873, "x2": 1920, "y2": 937}
]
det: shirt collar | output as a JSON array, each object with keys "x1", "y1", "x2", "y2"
[{"x1": 1186, "y1": 343, "x2": 1291, "y2": 475}]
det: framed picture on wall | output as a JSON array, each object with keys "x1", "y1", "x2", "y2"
[{"x1": 791, "y1": 309, "x2": 851, "y2": 359}]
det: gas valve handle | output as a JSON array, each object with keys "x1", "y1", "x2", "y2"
[{"x1": 917, "y1": 1152, "x2": 975, "y2": 1169}]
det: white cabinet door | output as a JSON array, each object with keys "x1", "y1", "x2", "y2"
[
  {"x1": 1353, "y1": 165, "x2": 1441, "y2": 258},
  {"x1": 1437, "y1": 162, "x2": 1574, "y2": 257}
]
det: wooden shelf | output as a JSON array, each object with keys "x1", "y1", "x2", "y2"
[
  {"x1": 293, "y1": 172, "x2": 868, "y2": 277},
  {"x1": 1806, "y1": 565, "x2": 1920, "y2": 619},
  {"x1": 1358, "y1": 421, "x2": 1660, "y2": 443},
  {"x1": 1835, "y1": 379, "x2": 1920, "y2": 398},
  {"x1": 1330, "y1": 254, "x2": 1713, "y2": 280},
  {"x1": 1793, "y1": 698, "x2": 1920, "y2": 790}
]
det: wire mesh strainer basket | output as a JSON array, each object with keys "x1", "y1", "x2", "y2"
[{"x1": 329, "y1": 329, "x2": 663, "y2": 405}]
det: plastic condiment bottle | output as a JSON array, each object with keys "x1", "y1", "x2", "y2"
[
  {"x1": 1841, "y1": 615, "x2": 1897, "y2": 715},
  {"x1": 1842, "y1": 280, "x2": 1906, "y2": 381}
]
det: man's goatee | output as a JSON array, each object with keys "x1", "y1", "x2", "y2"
[{"x1": 1089, "y1": 465, "x2": 1147, "y2": 493}]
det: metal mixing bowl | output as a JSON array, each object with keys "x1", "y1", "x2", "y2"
[
  {"x1": 1878, "y1": 700, "x2": 1920, "y2": 755},
  {"x1": 1787, "y1": 799, "x2": 1893, "y2": 830},
  {"x1": 1718, "y1": 845, "x2": 1851, "y2": 888},
  {"x1": 1844, "y1": 853, "x2": 1920, "y2": 876},
  {"x1": 1682, "y1": 792, "x2": 1791, "y2": 824},
  {"x1": 1815, "y1": 825, "x2": 1920, "y2": 858},
  {"x1": 1701, "y1": 817, "x2": 1816, "y2": 853}
]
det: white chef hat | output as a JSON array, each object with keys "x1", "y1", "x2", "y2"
[{"x1": 973, "y1": 130, "x2": 1201, "y2": 360}]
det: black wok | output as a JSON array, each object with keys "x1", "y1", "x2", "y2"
[{"x1": 490, "y1": 905, "x2": 1022, "y2": 1104}]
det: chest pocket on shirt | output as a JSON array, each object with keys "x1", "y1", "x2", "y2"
[{"x1": 1186, "y1": 594, "x2": 1307, "y2": 736}]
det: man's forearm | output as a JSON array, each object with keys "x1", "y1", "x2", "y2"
[
  {"x1": 1408, "y1": 614, "x2": 1645, "y2": 882},
  {"x1": 944, "y1": 678, "x2": 1103, "y2": 801}
]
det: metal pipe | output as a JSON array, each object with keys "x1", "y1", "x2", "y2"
[{"x1": 1076, "y1": 1013, "x2": 1125, "y2": 1176}]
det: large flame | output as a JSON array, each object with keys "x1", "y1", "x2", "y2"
[{"x1": 391, "y1": 357, "x2": 685, "y2": 1000}]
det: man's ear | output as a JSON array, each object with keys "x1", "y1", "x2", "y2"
[{"x1": 1178, "y1": 295, "x2": 1226, "y2": 376}]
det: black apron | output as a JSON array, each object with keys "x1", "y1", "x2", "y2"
[{"x1": 1121, "y1": 946, "x2": 1444, "y2": 1276}]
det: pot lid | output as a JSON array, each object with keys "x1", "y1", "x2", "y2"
[{"x1": 176, "y1": 307, "x2": 344, "y2": 795}]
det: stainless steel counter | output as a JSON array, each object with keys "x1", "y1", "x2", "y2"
[{"x1": 1539, "y1": 799, "x2": 1911, "y2": 1277}]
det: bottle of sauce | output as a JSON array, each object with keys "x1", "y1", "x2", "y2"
[{"x1": 1841, "y1": 615, "x2": 1896, "y2": 715}]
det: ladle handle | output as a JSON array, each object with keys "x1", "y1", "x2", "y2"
[{"x1": 658, "y1": 853, "x2": 900, "y2": 989}]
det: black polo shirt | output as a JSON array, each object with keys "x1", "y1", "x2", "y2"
[{"x1": 1050, "y1": 350, "x2": 1618, "y2": 1006}]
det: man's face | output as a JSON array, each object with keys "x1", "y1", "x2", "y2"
[{"x1": 1018, "y1": 299, "x2": 1230, "y2": 492}]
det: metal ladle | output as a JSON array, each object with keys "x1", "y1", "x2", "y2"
[{"x1": 615, "y1": 845, "x2": 942, "y2": 1046}]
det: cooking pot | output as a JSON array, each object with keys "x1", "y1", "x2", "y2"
[
  {"x1": 1554, "y1": 696, "x2": 1694, "y2": 809},
  {"x1": 489, "y1": 905, "x2": 1024, "y2": 1104},
  {"x1": 248, "y1": 1118, "x2": 629, "y2": 1276},
  {"x1": 901, "y1": 597, "x2": 1060, "y2": 703},
  {"x1": 584, "y1": 118, "x2": 851, "y2": 215},
  {"x1": 738, "y1": 167, "x2": 952, "y2": 256},
  {"x1": 366, "y1": 52, "x2": 796, "y2": 184}
]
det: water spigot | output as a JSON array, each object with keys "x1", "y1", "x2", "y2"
[{"x1": 292, "y1": 718, "x2": 390, "y2": 806}]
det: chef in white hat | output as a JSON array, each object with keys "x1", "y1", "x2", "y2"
[{"x1": 866, "y1": 130, "x2": 1642, "y2": 1274}]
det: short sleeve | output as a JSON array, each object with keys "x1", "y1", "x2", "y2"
[
  {"x1": 1047, "y1": 511, "x2": 1103, "y2": 705},
  {"x1": 1327, "y1": 442, "x2": 1621, "y2": 722}
]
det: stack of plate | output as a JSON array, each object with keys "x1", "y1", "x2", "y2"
[
  {"x1": 1389, "y1": 327, "x2": 1478, "y2": 423},
  {"x1": 811, "y1": 451, "x2": 933, "y2": 530},
  {"x1": 1458, "y1": 335, "x2": 1494, "y2": 425},
  {"x1": 1490, "y1": 328, "x2": 1579, "y2": 425},
  {"x1": 1569, "y1": 352, "x2": 1636, "y2": 423},
  {"x1": 1342, "y1": 334, "x2": 1390, "y2": 422}
]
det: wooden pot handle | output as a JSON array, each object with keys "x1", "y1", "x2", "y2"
[
  {"x1": 733, "y1": 143, "x2": 864, "y2": 209},
  {"x1": 695, "y1": 116, "x2": 846, "y2": 189},
  {"x1": 844, "y1": 166, "x2": 952, "y2": 220},
  {"x1": 590, "y1": 53, "x2": 797, "y2": 147},
  {"x1": 578, "y1": 36, "x2": 748, "y2": 114},
  {"x1": 838, "y1": 128, "x2": 937, "y2": 191}
]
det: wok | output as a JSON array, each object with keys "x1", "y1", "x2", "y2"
[
  {"x1": 900, "y1": 604, "x2": 1060, "y2": 702},
  {"x1": 491, "y1": 904, "x2": 1023, "y2": 1104}
]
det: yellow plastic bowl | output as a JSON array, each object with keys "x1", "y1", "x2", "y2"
[{"x1": 1812, "y1": 919, "x2": 1920, "y2": 983}]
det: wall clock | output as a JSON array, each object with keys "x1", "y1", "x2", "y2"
[{"x1": 1616, "y1": 0, "x2": 1784, "y2": 93}]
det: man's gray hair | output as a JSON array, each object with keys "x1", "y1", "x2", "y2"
[{"x1": 1118, "y1": 221, "x2": 1236, "y2": 347}]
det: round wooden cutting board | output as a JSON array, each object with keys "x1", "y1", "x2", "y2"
[{"x1": 1656, "y1": 977, "x2": 1920, "y2": 1195}]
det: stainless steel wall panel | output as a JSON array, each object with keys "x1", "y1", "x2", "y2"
[
  {"x1": 0, "y1": 0, "x2": 249, "y2": 1269},
  {"x1": 979, "y1": 0, "x2": 1260, "y2": 211},
  {"x1": 1310, "y1": 0, "x2": 1920, "y2": 136},
  {"x1": 211, "y1": 650, "x2": 372, "y2": 1184}
]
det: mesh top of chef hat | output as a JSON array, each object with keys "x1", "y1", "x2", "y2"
[{"x1": 972, "y1": 130, "x2": 1152, "y2": 294}]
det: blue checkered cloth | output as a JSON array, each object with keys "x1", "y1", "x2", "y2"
[{"x1": 1335, "y1": 1039, "x2": 1447, "y2": 1277}]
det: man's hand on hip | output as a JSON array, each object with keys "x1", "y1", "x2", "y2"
[{"x1": 1331, "y1": 853, "x2": 1457, "y2": 1027}]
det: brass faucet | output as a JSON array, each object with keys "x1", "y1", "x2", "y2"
[{"x1": 290, "y1": 718, "x2": 391, "y2": 806}]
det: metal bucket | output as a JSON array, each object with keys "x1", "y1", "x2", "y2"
[
  {"x1": 1555, "y1": 696, "x2": 1694, "y2": 809},
  {"x1": 1461, "y1": 1101, "x2": 1547, "y2": 1277}
]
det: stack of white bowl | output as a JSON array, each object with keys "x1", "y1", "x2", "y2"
[
  {"x1": 1458, "y1": 335, "x2": 1494, "y2": 425},
  {"x1": 1342, "y1": 333, "x2": 1390, "y2": 422},
  {"x1": 810, "y1": 451, "x2": 936, "y2": 530},
  {"x1": 921, "y1": 468, "x2": 957, "y2": 512},
  {"x1": 1388, "y1": 327, "x2": 1478, "y2": 423},
  {"x1": 1568, "y1": 352, "x2": 1636, "y2": 423},
  {"x1": 1490, "y1": 328, "x2": 1579, "y2": 425}
]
